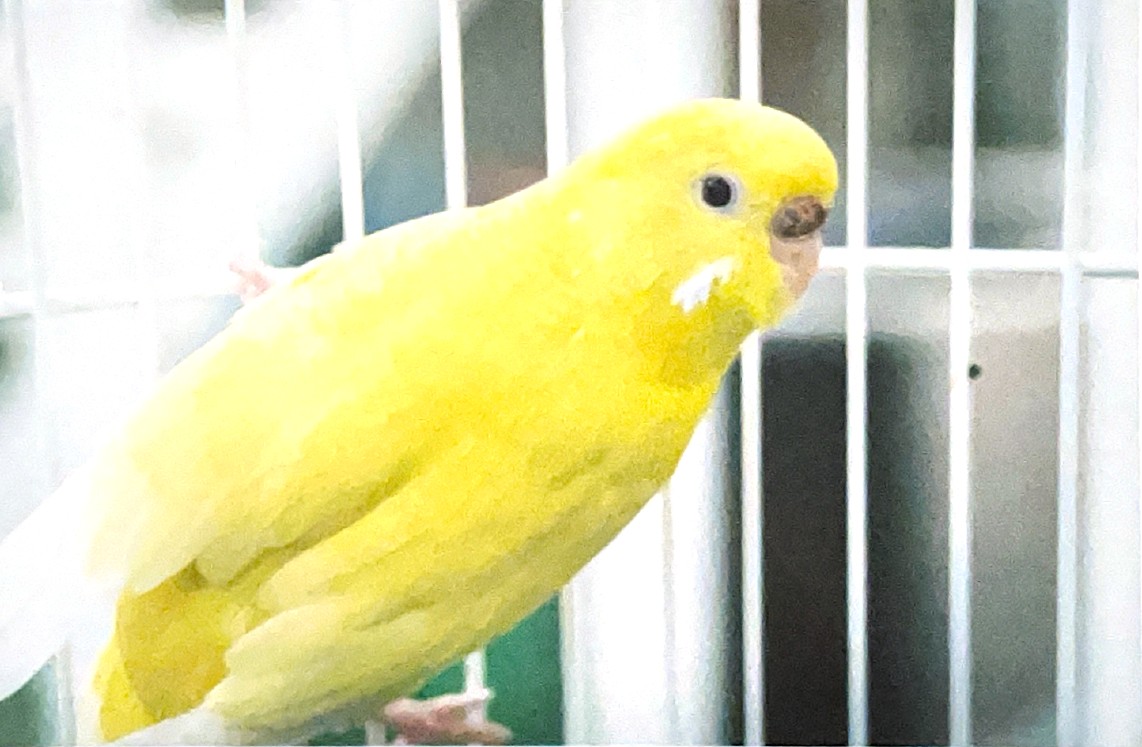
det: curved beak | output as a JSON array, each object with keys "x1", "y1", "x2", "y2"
[
  {"x1": 768, "y1": 196, "x2": 828, "y2": 299},
  {"x1": 770, "y1": 233, "x2": 822, "y2": 299}
]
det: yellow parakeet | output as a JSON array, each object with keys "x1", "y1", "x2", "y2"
[{"x1": 0, "y1": 97, "x2": 836, "y2": 743}]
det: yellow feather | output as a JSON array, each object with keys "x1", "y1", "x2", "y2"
[{"x1": 63, "y1": 98, "x2": 839, "y2": 738}]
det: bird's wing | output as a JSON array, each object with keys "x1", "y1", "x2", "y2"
[
  {"x1": 197, "y1": 419, "x2": 671, "y2": 733},
  {"x1": 0, "y1": 218, "x2": 449, "y2": 707},
  {"x1": 83, "y1": 208, "x2": 476, "y2": 595}
]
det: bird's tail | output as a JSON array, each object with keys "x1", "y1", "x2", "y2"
[{"x1": 0, "y1": 474, "x2": 109, "y2": 702}]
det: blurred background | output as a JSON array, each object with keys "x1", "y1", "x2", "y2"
[{"x1": 0, "y1": 0, "x2": 1138, "y2": 745}]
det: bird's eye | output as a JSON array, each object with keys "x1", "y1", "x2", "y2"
[{"x1": 696, "y1": 173, "x2": 740, "y2": 212}]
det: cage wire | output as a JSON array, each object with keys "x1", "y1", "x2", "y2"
[{"x1": 0, "y1": 0, "x2": 1140, "y2": 746}]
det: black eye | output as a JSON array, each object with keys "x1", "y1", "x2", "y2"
[{"x1": 699, "y1": 174, "x2": 737, "y2": 210}]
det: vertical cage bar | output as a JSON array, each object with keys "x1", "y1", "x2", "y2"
[
  {"x1": 3, "y1": 0, "x2": 42, "y2": 307},
  {"x1": 738, "y1": 307, "x2": 765, "y2": 747},
  {"x1": 1056, "y1": 0, "x2": 1088, "y2": 744},
  {"x1": 845, "y1": 0, "x2": 870, "y2": 744},
  {"x1": 333, "y1": 0, "x2": 365, "y2": 243},
  {"x1": 1138, "y1": 0, "x2": 1142, "y2": 709},
  {"x1": 558, "y1": 4, "x2": 735, "y2": 740},
  {"x1": 5, "y1": 0, "x2": 67, "y2": 739},
  {"x1": 739, "y1": 0, "x2": 761, "y2": 102},
  {"x1": 224, "y1": 0, "x2": 261, "y2": 263},
  {"x1": 737, "y1": 1, "x2": 764, "y2": 744},
  {"x1": 439, "y1": 0, "x2": 469, "y2": 214},
  {"x1": 542, "y1": 3, "x2": 580, "y2": 742},
  {"x1": 110, "y1": 0, "x2": 159, "y2": 383},
  {"x1": 947, "y1": 1, "x2": 976, "y2": 745},
  {"x1": 437, "y1": 0, "x2": 484, "y2": 709},
  {"x1": 543, "y1": 0, "x2": 568, "y2": 174}
]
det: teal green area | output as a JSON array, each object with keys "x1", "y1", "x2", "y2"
[
  {"x1": 310, "y1": 724, "x2": 368, "y2": 746},
  {"x1": 313, "y1": 596, "x2": 563, "y2": 745},
  {"x1": 0, "y1": 665, "x2": 60, "y2": 747},
  {"x1": 484, "y1": 596, "x2": 563, "y2": 745}
]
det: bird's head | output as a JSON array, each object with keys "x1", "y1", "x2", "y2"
[
  {"x1": 565, "y1": 98, "x2": 838, "y2": 333},
  {"x1": 543, "y1": 96, "x2": 840, "y2": 383}
]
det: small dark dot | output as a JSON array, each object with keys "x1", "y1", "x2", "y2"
[
  {"x1": 968, "y1": 363, "x2": 982, "y2": 380},
  {"x1": 701, "y1": 175, "x2": 734, "y2": 209}
]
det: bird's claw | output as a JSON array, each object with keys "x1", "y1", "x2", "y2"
[
  {"x1": 228, "y1": 258, "x2": 287, "y2": 303},
  {"x1": 382, "y1": 689, "x2": 512, "y2": 745}
]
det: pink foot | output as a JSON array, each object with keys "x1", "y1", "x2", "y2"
[
  {"x1": 228, "y1": 258, "x2": 298, "y2": 303},
  {"x1": 381, "y1": 690, "x2": 512, "y2": 745}
]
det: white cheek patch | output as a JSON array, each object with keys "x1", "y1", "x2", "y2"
[{"x1": 671, "y1": 256, "x2": 737, "y2": 314}]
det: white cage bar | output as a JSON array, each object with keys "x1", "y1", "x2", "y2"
[
  {"x1": 439, "y1": 0, "x2": 469, "y2": 217},
  {"x1": 947, "y1": 0, "x2": 976, "y2": 743},
  {"x1": 844, "y1": 0, "x2": 871, "y2": 744},
  {"x1": 541, "y1": 2, "x2": 579, "y2": 744},
  {"x1": 0, "y1": 247, "x2": 1136, "y2": 328},
  {"x1": 333, "y1": 0, "x2": 365, "y2": 246},
  {"x1": 1073, "y1": 4, "x2": 1141, "y2": 745},
  {"x1": 224, "y1": 0, "x2": 261, "y2": 265},
  {"x1": 556, "y1": 3, "x2": 737, "y2": 744},
  {"x1": 110, "y1": 0, "x2": 160, "y2": 387},
  {"x1": 1055, "y1": 0, "x2": 1089, "y2": 744},
  {"x1": 5, "y1": 0, "x2": 67, "y2": 740},
  {"x1": 737, "y1": 0, "x2": 764, "y2": 744}
]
